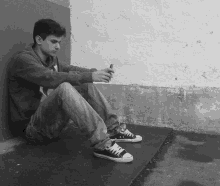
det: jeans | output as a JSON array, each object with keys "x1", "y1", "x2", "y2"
[{"x1": 25, "y1": 82, "x2": 126, "y2": 149}]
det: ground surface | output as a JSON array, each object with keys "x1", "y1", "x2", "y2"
[
  {"x1": 132, "y1": 129, "x2": 220, "y2": 186},
  {"x1": 0, "y1": 124, "x2": 171, "y2": 186},
  {"x1": 2, "y1": 125, "x2": 220, "y2": 186}
]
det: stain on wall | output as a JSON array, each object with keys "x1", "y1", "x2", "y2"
[{"x1": 0, "y1": 0, "x2": 71, "y2": 141}]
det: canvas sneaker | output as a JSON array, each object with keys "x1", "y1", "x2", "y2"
[
  {"x1": 93, "y1": 141, "x2": 133, "y2": 163},
  {"x1": 110, "y1": 129, "x2": 142, "y2": 143}
]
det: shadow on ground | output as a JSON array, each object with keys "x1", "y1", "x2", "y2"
[{"x1": 175, "y1": 130, "x2": 220, "y2": 163}]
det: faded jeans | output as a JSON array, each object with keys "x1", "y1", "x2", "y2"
[{"x1": 25, "y1": 82, "x2": 126, "y2": 149}]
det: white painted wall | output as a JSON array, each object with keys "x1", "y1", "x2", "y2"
[{"x1": 70, "y1": 0, "x2": 220, "y2": 87}]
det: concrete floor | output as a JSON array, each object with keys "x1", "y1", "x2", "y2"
[
  {"x1": 2, "y1": 125, "x2": 220, "y2": 186},
  {"x1": 132, "y1": 129, "x2": 220, "y2": 186}
]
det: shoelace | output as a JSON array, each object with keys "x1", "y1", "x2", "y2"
[
  {"x1": 122, "y1": 129, "x2": 134, "y2": 137},
  {"x1": 107, "y1": 143, "x2": 124, "y2": 156}
]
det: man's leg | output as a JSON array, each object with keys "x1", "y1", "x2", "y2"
[
  {"x1": 26, "y1": 82, "x2": 133, "y2": 162},
  {"x1": 73, "y1": 83, "x2": 123, "y2": 136},
  {"x1": 26, "y1": 83, "x2": 109, "y2": 148},
  {"x1": 74, "y1": 83, "x2": 142, "y2": 142}
]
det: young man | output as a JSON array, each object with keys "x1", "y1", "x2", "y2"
[{"x1": 8, "y1": 18, "x2": 142, "y2": 163}]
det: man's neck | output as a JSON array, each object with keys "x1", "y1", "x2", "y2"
[{"x1": 33, "y1": 44, "x2": 47, "y2": 63}]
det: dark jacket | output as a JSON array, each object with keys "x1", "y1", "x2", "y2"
[{"x1": 8, "y1": 44, "x2": 97, "y2": 125}]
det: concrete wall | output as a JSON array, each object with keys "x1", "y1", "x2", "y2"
[
  {"x1": 70, "y1": 0, "x2": 220, "y2": 134},
  {"x1": 70, "y1": 0, "x2": 220, "y2": 88},
  {"x1": 0, "y1": 0, "x2": 71, "y2": 141},
  {"x1": 96, "y1": 84, "x2": 220, "y2": 135}
]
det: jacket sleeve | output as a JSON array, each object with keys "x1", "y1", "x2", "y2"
[
  {"x1": 58, "y1": 60, "x2": 97, "y2": 73},
  {"x1": 14, "y1": 54, "x2": 94, "y2": 89}
]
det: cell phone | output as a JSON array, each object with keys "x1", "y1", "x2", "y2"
[
  {"x1": 109, "y1": 64, "x2": 114, "y2": 81},
  {"x1": 109, "y1": 64, "x2": 113, "y2": 75}
]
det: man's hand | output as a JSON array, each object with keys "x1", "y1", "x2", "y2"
[
  {"x1": 103, "y1": 67, "x2": 115, "y2": 75},
  {"x1": 92, "y1": 70, "x2": 113, "y2": 83}
]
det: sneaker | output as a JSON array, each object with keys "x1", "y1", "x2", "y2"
[
  {"x1": 110, "y1": 129, "x2": 142, "y2": 143},
  {"x1": 93, "y1": 141, "x2": 133, "y2": 163}
]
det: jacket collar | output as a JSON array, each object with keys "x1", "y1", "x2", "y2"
[{"x1": 26, "y1": 43, "x2": 57, "y2": 68}]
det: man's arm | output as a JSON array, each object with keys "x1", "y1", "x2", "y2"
[
  {"x1": 13, "y1": 54, "x2": 94, "y2": 89},
  {"x1": 58, "y1": 59, "x2": 97, "y2": 73}
]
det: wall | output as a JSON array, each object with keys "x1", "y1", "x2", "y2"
[
  {"x1": 70, "y1": 0, "x2": 220, "y2": 134},
  {"x1": 70, "y1": 0, "x2": 220, "y2": 88},
  {"x1": 0, "y1": 0, "x2": 71, "y2": 141},
  {"x1": 96, "y1": 84, "x2": 220, "y2": 135},
  {"x1": 2, "y1": 0, "x2": 220, "y2": 141}
]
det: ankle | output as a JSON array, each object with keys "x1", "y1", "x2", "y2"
[{"x1": 93, "y1": 138, "x2": 112, "y2": 150}]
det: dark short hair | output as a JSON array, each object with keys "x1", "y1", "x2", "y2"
[{"x1": 33, "y1": 18, "x2": 66, "y2": 44}]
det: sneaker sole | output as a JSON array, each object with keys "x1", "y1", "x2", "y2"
[
  {"x1": 112, "y1": 138, "x2": 142, "y2": 143},
  {"x1": 93, "y1": 152, "x2": 133, "y2": 163}
]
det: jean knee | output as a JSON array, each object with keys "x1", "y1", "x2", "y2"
[
  {"x1": 56, "y1": 82, "x2": 73, "y2": 97},
  {"x1": 57, "y1": 82, "x2": 94, "y2": 97},
  {"x1": 57, "y1": 82, "x2": 87, "y2": 100},
  {"x1": 57, "y1": 82, "x2": 74, "y2": 93},
  {"x1": 59, "y1": 82, "x2": 72, "y2": 90}
]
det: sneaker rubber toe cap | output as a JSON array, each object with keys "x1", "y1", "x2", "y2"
[
  {"x1": 135, "y1": 135, "x2": 142, "y2": 142},
  {"x1": 123, "y1": 152, "x2": 133, "y2": 162}
]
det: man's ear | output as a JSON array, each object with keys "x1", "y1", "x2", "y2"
[{"x1": 35, "y1": 35, "x2": 43, "y2": 45}]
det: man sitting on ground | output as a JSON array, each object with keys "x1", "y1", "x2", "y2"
[{"x1": 8, "y1": 18, "x2": 142, "y2": 163}]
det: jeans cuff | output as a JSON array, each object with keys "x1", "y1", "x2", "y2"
[
  {"x1": 107, "y1": 123, "x2": 127, "y2": 136},
  {"x1": 93, "y1": 138, "x2": 111, "y2": 150}
]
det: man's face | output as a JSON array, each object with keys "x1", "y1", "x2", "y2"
[{"x1": 38, "y1": 35, "x2": 63, "y2": 57}]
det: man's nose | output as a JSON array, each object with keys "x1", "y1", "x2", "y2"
[{"x1": 55, "y1": 43, "x2": 60, "y2": 50}]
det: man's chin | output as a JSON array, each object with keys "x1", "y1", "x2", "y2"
[{"x1": 49, "y1": 52, "x2": 57, "y2": 57}]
